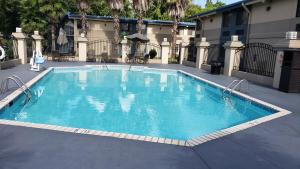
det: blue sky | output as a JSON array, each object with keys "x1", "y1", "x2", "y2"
[{"x1": 193, "y1": 0, "x2": 240, "y2": 7}]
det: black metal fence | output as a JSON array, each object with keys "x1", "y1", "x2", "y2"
[
  {"x1": 87, "y1": 40, "x2": 121, "y2": 62},
  {"x1": 203, "y1": 44, "x2": 220, "y2": 64},
  {"x1": 129, "y1": 43, "x2": 161, "y2": 59},
  {"x1": 233, "y1": 43, "x2": 277, "y2": 77},
  {"x1": 186, "y1": 44, "x2": 197, "y2": 62}
]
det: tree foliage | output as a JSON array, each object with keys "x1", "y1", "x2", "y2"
[{"x1": 0, "y1": 0, "x2": 225, "y2": 36}]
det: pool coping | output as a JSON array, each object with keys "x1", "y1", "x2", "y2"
[{"x1": 0, "y1": 65, "x2": 292, "y2": 147}]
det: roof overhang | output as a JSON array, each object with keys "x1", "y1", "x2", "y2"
[
  {"x1": 68, "y1": 14, "x2": 196, "y2": 28},
  {"x1": 189, "y1": 0, "x2": 266, "y2": 20}
]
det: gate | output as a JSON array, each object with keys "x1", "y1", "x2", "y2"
[
  {"x1": 203, "y1": 44, "x2": 220, "y2": 65},
  {"x1": 87, "y1": 40, "x2": 121, "y2": 62},
  {"x1": 233, "y1": 43, "x2": 277, "y2": 77}
]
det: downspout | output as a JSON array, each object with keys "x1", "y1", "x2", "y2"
[
  {"x1": 242, "y1": 3, "x2": 251, "y2": 44},
  {"x1": 197, "y1": 16, "x2": 205, "y2": 39},
  {"x1": 242, "y1": 0, "x2": 266, "y2": 43}
]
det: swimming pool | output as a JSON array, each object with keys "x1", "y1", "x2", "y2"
[{"x1": 0, "y1": 66, "x2": 289, "y2": 143}]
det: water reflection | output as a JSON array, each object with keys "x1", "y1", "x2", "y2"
[
  {"x1": 86, "y1": 96, "x2": 106, "y2": 113},
  {"x1": 34, "y1": 86, "x2": 45, "y2": 98},
  {"x1": 178, "y1": 76, "x2": 184, "y2": 92},
  {"x1": 160, "y1": 73, "x2": 168, "y2": 92},
  {"x1": 79, "y1": 71, "x2": 88, "y2": 90},
  {"x1": 120, "y1": 69, "x2": 127, "y2": 91},
  {"x1": 119, "y1": 93, "x2": 135, "y2": 113},
  {"x1": 144, "y1": 76, "x2": 153, "y2": 87}
]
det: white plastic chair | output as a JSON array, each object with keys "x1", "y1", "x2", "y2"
[{"x1": 30, "y1": 50, "x2": 45, "y2": 72}]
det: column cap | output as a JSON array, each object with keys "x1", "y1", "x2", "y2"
[
  {"x1": 273, "y1": 39, "x2": 300, "y2": 50},
  {"x1": 121, "y1": 38, "x2": 128, "y2": 44},
  {"x1": 223, "y1": 36, "x2": 243, "y2": 48},
  {"x1": 161, "y1": 38, "x2": 170, "y2": 46},
  {"x1": 12, "y1": 32, "x2": 27, "y2": 39},
  {"x1": 78, "y1": 37, "x2": 88, "y2": 42}
]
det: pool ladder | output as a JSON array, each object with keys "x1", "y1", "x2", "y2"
[
  {"x1": 0, "y1": 75, "x2": 33, "y2": 103},
  {"x1": 223, "y1": 79, "x2": 249, "y2": 96}
]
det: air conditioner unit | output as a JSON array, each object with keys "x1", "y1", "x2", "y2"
[{"x1": 286, "y1": 31, "x2": 297, "y2": 40}]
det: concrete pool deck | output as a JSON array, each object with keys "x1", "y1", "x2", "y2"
[{"x1": 0, "y1": 62, "x2": 299, "y2": 169}]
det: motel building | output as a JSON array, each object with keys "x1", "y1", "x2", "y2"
[
  {"x1": 58, "y1": 14, "x2": 196, "y2": 63},
  {"x1": 189, "y1": 0, "x2": 300, "y2": 93}
]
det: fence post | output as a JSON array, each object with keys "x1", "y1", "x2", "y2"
[
  {"x1": 12, "y1": 28, "x2": 27, "y2": 64},
  {"x1": 121, "y1": 37, "x2": 128, "y2": 63},
  {"x1": 161, "y1": 38, "x2": 170, "y2": 64},
  {"x1": 179, "y1": 41, "x2": 189, "y2": 64},
  {"x1": 223, "y1": 36, "x2": 243, "y2": 76},
  {"x1": 196, "y1": 37, "x2": 210, "y2": 69},
  {"x1": 31, "y1": 31, "x2": 43, "y2": 52},
  {"x1": 78, "y1": 34, "x2": 88, "y2": 62}
]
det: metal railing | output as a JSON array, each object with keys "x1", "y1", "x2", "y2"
[
  {"x1": 87, "y1": 40, "x2": 121, "y2": 62},
  {"x1": 223, "y1": 79, "x2": 249, "y2": 95},
  {"x1": 0, "y1": 75, "x2": 33, "y2": 103},
  {"x1": 233, "y1": 43, "x2": 277, "y2": 77}
]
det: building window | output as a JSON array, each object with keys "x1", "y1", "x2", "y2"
[
  {"x1": 121, "y1": 23, "x2": 129, "y2": 31},
  {"x1": 188, "y1": 29, "x2": 194, "y2": 35},
  {"x1": 297, "y1": 0, "x2": 300, "y2": 17},
  {"x1": 236, "y1": 10, "x2": 248, "y2": 25},
  {"x1": 222, "y1": 12, "x2": 231, "y2": 27},
  {"x1": 196, "y1": 20, "x2": 202, "y2": 31}
]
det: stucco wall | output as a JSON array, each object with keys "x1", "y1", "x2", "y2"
[
  {"x1": 199, "y1": 14, "x2": 223, "y2": 44},
  {"x1": 248, "y1": 0, "x2": 298, "y2": 44}
]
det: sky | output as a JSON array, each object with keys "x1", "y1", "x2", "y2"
[{"x1": 193, "y1": 0, "x2": 240, "y2": 7}]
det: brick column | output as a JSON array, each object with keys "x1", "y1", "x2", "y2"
[
  {"x1": 161, "y1": 38, "x2": 170, "y2": 64},
  {"x1": 196, "y1": 37, "x2": 210, "y2": 69},
  {"x1": 179, "y1": 41, "x2": 189, "y2": 65},
  {"x1": 223, "y1": 36, "x2": 243, "y2": 76},
  {"x1": 121, "y1": 37, "x2": 128, "y2": 63},
  {"x1": 12, "y1": 28, "x2": 27, "y2": 64},
  {"x1": 78, "y1": 34, "x2": 88, "y2": 62},
  {"x1": 31, "y1": 31, "x2": 43, "y2": 52}
]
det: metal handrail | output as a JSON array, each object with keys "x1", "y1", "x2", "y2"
[
  {"x1": 231, "y1": 79, "x2": 249, "y2": 94},
  {"x1": 0, "y1": 76, "x2": 33, "y2": 103},
  {"x1": 223, "y1": 80, "x2": 239, "y2": 94},
  {"x1": 11, "y1": 75, "x2": 33, "y2": 94},
  {"x1": 223, "y1": 79, "x2": 249, "y2": 96}
]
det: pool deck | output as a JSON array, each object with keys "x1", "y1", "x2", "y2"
[{"x1": 0, "y1": 62, "x2": 299, "y2": 169}]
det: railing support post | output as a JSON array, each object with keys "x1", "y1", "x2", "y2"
[
  {"x1": 161, "y1": 38, "x2": 170, "y2": 64},
  {"x1": 196, "y1": 37, "x2": 210, "y2": 69},
  {"x1": 12, "y1": 28, "x2": 27, "y2": 64},
  {"x1": 78, "y1": 34, "x2": 88, "y2": 62},
  {"x1": 31, "y1": 31, "x2": 43, "y2": 53},
  {"x1": 121, "y1": 37, "x2": 128, "y2": 63},
  {"x1": 223, "y1": 36, "x2": 243, "y2": 76}
]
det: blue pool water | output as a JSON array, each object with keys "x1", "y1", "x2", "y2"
[{"x1": 0, "y1": 67, "x2": 276, "y2": 140}]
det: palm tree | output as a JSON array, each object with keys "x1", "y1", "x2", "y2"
[
  {"x1": 77, "y1": 0, "x2": 90, "y2": 36},
  {"x1": 105, "y1": 0, "x2": 124, "y2": 45},
  {"x1": 132, "y1": 0, "x2": 150, "y2": 34},
  {"x1": 40, "y1": 0, "x2": 67, "y2": 52},
  {"x1": 132, "y1": 0, "x2": 150, "y2": 58},
  {"x1": 165, "y1": 0, "x2": 191, "y2": 59}
]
